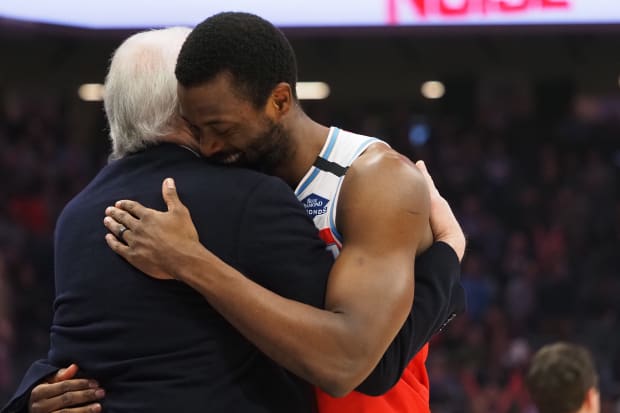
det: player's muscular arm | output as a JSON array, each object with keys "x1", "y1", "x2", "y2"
[
  {"x1": 355, "y1": 158, "x2": 464, "y2": 394},
  {"x1": 319, "y1": 149, "x2": 433, "y2": 385},
  {"x1": 177, "y1": 157, "x2": 428, "y2": 396}
]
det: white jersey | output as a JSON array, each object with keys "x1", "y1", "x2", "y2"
[{"x1": 294, "y1": 127, "x2": 388, "y2": 257}]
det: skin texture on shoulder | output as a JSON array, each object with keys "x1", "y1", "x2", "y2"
[{"x1": 338, "y1": 142, "x2": 435, "y2": 256}]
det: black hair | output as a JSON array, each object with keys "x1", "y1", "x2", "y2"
[{"x1": 175, "y1": 12, "x2": 298, "y2": 108}]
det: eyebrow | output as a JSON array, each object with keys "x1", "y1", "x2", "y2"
[
  {"x1": 180, "y1": 113, "x2": 232, "y2": 128},
  {"x1": 202, "y1": 119, "x2": 233, "y2": 128}
]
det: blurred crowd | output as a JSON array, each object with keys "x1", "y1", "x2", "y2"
[{"x1": 1, "y1": 90, "x2": 619, "y2": 412}]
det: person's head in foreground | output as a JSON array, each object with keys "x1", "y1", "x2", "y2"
[
  {"x1": 105, "y1": 26, "x2": 193, "y2": 160},
  {"x1": 175, "y1": 12, "x2": 302, "y2": 174},
  {"x1": 526, "y1": 342, "x2": 600, "y2": 413}
]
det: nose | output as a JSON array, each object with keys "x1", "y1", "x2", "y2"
[{"x1": 199, "y1": 137, "x2": 226, "y2": 158}]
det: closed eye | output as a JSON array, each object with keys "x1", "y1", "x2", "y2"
[{"x1": 211, "y1": 125, "x2": 234, "y2": 137}]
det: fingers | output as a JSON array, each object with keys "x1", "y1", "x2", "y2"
[
  {"x1": 48, "y1": 403, "x2": 102, "y2": 413},
  {"x1": 33, "y1": 367, "x2": 103, "y2": 413},
  {"x1": 104, "y1": 206, "x2": 139, "y2": 232},
  {"x1": 161, "y1": 178, "x2": 181, "y2": 212},
  {"x1": 38, "y1": 390, "x2": 104, "y2": 413},
  {"x1": 103, "y1": 216, "x2": 134, "y2": 245},
  {"x1": 31, "y1": 402, "x2": 102, "y2": 413},
  {"x1": 415, "y1": 160, "x2": 439, "y2": 196},
  {"x1": 105, "y1": 233, "x2": 132, "y2": 257},
  {"x1": 415, "y1": 161, "x2": 466, "y2": 261},
  {"x1": 31, "y1": 379, "x2": 98, "y2": 403},
  {"x1": 48, "y1": 389, "x2": 104, "y2": 412},
  {"x1": 51, "y1": 364, "x2": 79, "y2": 383},
  {"x1": 114, "y1": 199, "x2": 150, "y2": 219}
]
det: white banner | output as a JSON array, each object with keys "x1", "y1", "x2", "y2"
[{"x1": 0, "y1": 0, "x2": 618, "y2": 29}]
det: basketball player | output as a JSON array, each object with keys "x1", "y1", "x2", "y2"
[
  {"x1": 526, "y1": 343, "x2": 600, "y2": 413},
  {"x1": 102, "y1": 12, "x2": 465, "y2": 413}
]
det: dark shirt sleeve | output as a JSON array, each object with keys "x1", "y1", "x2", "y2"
[
  {"x1": 1, "y1": 360, "x2": 59, "y2": 413},
  {"x1": 356, "y1": 241, "x2": 466, "y2": 395},
  {"x1": 236, "y1": 176, "x2": 333, "y2": 310}
]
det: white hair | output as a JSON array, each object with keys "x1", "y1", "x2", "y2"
[{"x1": 104, "y1": 27, "x2": 192, "y2": 159}]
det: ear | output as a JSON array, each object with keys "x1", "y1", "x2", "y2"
[
  {"x1": 583, "y1": 387, "x2": 600, "y2": 413},
  {"x1": 266, "y1": 82, "x2": 294, "y2": 120}
]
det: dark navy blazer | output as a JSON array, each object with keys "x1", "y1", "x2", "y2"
[
  {"x1": 3, "y1": 143, "x2": 465, "y2": 412},
  {"x1": 6, "y1": 144, "x2": 333, "y2": 413}
]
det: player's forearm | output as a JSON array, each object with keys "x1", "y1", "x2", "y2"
[{"x1": 174, "y1": 249, "x2": 383, "y2": 397}]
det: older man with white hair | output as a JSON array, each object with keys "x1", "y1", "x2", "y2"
[{"x1": 1, "y1": 27, "x2": 335, "y2": 413}]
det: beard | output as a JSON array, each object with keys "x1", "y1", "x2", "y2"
[{"x1": 210, "y1": 119, "x2": 294, "y2": 175}]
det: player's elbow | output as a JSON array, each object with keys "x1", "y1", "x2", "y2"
[
  {"x1": 316, "y1": 368, "x2": 362, "y2": 398},
  {"x1": 313, "y1": 351, "x2": 375, "y2": 397},
  {"x1": 304, "y1": 320, "x2": 387, "y2": 397},
  {"x1": 319, "y1": 381, "x2": 353, "y2": 398}
]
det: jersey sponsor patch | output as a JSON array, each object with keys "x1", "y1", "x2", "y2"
[{"x1": 301, "y1": 193, "x2": 329, "y2": 217}]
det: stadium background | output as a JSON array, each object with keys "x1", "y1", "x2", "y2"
[{"x1": 1, "y1": 3, "x2": 619, "y2": 412}]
